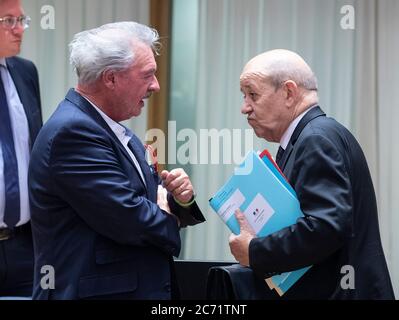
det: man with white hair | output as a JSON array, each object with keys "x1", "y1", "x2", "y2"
[
  {"x1": 229, "y1": 49, "x2": 394, "y2": 299},
  {"x1": 28, "y1": 21, "x2": 204, "y2": 300}
]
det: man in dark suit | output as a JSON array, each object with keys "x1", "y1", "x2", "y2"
[
  {"x1": 28, "y1": 21, "x2": 205, "y2": 300},
  {"x1": 0, "y1": 0, "x2": 42, "y2": 297},
  {"x1": 229, "y1": 49, "x2": 394, "y2": 299}
]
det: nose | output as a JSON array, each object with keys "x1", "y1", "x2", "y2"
[
  {"x1": 150, "y1": 75, "x2": 160, "y2": 92},
  {"x1": 12, "y1": 23, "x2": 25, "y2": 36},
  {"x1": 241, "y1": 100, "x2": 252, "y2": 115}
]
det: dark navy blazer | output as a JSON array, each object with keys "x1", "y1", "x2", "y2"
[
  {"x1": 249, "y1": 106, "x2": 395, "y2": 299},
  {"x1": 1, "y1": 56, "x2": 42, "y2": 294},
  {"x1": 28, "y1": 89, "x2": 204, "y2": 299},
  {"x1": 6, "y1": 56, "x2": 42, "y2": 147}
]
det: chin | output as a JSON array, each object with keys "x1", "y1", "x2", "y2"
[
  {"x1": 3, "y1": 49, "x2": 20, "y2": 58},
  {"x1": 251, "y1": 126, "x2": 263, "y2": 138},
  {"x1": 129, "y1": 110, "x2": 142, "y2": 119},
  {"x1": 12, "y1": 44, "x2": 22, "y2": 55},
  {"x1": 254, "y1": 129, "x2": 272, "y2": 141}
]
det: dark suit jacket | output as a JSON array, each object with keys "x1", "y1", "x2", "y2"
[
  {"x1": 249, "y1": 106, "x2": 395, "y2": 299},
  {"x1": 0, "y1": 56, "x2": 41, "y2": 295},
  {"x1": 28, "y1": 89, "x2": 204, "y2": 300},
  {"x1": 6, "y1": 56, "x2": 42, "y2": 147}
]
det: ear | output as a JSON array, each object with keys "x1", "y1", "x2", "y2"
[
  {"x1": 102, "y1": 69, "x2": 116, "y2": 89},
  {"x1": 282, "y1": 80, "x2": 298, "y2": 107}
]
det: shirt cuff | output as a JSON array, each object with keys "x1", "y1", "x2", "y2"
[{"x1": 173, "y1": 193, "x2": 196, "y2": 208}]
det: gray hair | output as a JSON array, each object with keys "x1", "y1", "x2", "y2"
[
  {"x1": 263, "y1": 59, "x2": 318, "y2": 92},
  {"x1": 69, "y1": 21, "x2": 160, "y2": 85}
]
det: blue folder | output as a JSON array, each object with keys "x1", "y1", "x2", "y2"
[{"x1": 209, "y1": 151, "x2": 311, "y2": 296}]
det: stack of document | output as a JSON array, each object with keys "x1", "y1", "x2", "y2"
[{"x1": 209, "y1": 150, "x2": 311, "y2": 296}]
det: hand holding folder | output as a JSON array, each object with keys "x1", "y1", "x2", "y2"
[
  {"x1": 209, "y1": 150, "x2": 312, "y2": 296},
  {"x1": 228, "y1": 209, "x2": 256, "y2": 267}
]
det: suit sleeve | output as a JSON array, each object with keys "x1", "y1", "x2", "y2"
[
  {"x1": 48, "y1": 124, "x2": 181, "y2": 256},
  {"x1": 30, "y1": 62, "x2": 43, "y2": 124},
  {"x1": 22, "y1": 58, "x2": 42, "y2": 120},
  {"x1": 147, "y1": 162, "x2": 205, "y2": 227},
  {"x1": 167, "y1": 193, "x2": 205, "y2": 228},
  {"x1": 249, "y1": 134, "x2": 353, "y2": 278}
]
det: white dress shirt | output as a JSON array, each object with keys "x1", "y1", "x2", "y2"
[
  {"x1": 0, "y1": 58, "x2": 31, "y2": 228},
  {"x1": 82, "y1": 96, "x2": 146, "y2": 187},
  {"x1": 279, "y1": 105, "x2": 318, "y2": 150}
]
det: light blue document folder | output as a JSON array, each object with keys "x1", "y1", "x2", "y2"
[{"x1": 209, "y1": 151, "x2": 311, "y2": 296}]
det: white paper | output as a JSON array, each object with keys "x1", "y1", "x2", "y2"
[
  {"x1": 243, "y1": 193, "x2": 275, "y2": 234},
  {"x1": 217, "y1": 189, "x2": 245, "y2": 222}
]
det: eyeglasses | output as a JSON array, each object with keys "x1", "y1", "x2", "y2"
[{"x1": 0, "y1": 15, "x2": 31, "y2": 30}]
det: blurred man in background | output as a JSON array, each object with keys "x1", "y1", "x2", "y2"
[{"x1": 0, "y1": 0, "x2": 42, "y2": 297}]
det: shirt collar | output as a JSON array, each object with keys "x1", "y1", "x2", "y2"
[
  {"x1": 81, "y1": 95, "x2": 128, "y2": 140},
  {"x1": 279, "y1": 104, "x2": 317, "y2": 150},
  {"x1": 0, "y1": 58, "x2": 7, "y2": 68}
]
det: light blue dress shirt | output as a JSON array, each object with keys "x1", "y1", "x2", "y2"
[{"x1": 0, "y1": 58, "x2": 31, "y2": 228}]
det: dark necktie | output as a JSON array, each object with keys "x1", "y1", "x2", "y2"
[
  {"x1": 0, "y1": 66, "x2": 20, "y2": 228},
  {"x1": 127, "y1": 133, "x2": 148, "y2": 184},
  {"x1": 275, "y1": 146, "x2": 285, "y2": 167}
]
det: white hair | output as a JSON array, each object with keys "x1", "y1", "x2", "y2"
[
  {"x1": 264, "y1": 59, "x2": 318, "y2": 91},
  {"x1": 69, "y1": 21, "x2": 160, "y2": 85}
]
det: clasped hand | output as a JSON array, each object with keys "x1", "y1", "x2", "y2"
[
  {"x1": 160, "y1": 169, "x2": 194, "y2": 204},
  {"x1": 156, "y1": 169, "x2": 195, "y2": 227}
]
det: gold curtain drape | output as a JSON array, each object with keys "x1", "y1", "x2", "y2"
[{"x1": 148, "y1": 0, "x2": 171, "y2": 172}]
